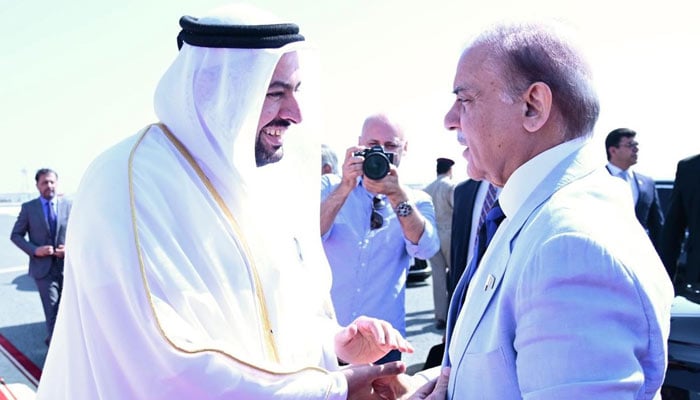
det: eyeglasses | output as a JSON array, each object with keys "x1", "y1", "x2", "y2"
[
  {"x1": 371, "y1": 196, "x2": 384, "y2": 230},
  {"x1": 618, "y1": 141, "x2": 639, "y2": 149}
]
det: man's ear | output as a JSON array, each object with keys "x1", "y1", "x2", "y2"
[{"x1": 522, "y1": 82, "x2": 552, "y2": 132}]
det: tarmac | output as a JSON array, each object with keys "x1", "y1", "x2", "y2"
[
  {"x1": 0, "y1": 204, "x2": 444, "y2": 398},
  {"x1": 1, "y1": 205, "x2": 43, "y2": 399}
]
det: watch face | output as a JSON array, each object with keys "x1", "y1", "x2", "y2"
[{"x1": 396, "y1": 201, "x2": 412, "y2": 217}]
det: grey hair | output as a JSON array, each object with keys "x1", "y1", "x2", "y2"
[
  {"x1": 471, "y1": 21, "x2": 600, "y2": 140},
  {"x1": 321, "y1": 143, "x2": 339, "y2": 174}
]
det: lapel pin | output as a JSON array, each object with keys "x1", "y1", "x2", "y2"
[{"x1": 484, "y1": 274, "x2": 495, "y2": 291}]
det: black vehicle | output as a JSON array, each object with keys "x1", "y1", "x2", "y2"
[
  {"x1": 656, "y1": 179, "x2": 700, "y2": 399},
  {"x1": 663, "y1": 286, "x2": 700, "y2": 399}
]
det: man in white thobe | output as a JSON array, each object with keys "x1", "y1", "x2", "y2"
[{"x1": 37, "y1": 5, "x2": 411, "y2": 399}]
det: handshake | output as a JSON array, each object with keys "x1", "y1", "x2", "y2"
[{"x1": 335, "y1": 316, "x2": 449, "y2": 399}]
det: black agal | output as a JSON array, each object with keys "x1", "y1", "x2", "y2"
[{"x1": 177, "y1": 15, "x2": 305, "y2": 50}]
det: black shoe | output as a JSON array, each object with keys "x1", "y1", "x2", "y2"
[{"x1": 435, "y1": 319, "x2": 446, "y2": 330}]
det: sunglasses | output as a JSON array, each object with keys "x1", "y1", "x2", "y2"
[{"x1": 371, "y1": 196, "x2": 384, "y2": 230}]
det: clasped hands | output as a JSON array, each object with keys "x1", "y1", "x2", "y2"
[
  {"x1": 335, "y1": 316, "x2": 450, "y2": 399},
  {"x1": 35, "y1": 244, "x2": 65, "y2": 258}
]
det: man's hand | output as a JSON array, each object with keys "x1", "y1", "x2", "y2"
[
  {"x1": 371, "y1": 372, "x2": 415, "y2": 400},
  {"x1": 54, "y1": 244, "x2": 66, "y2": 259},
  {"x1": 341, "y1": 146, "x2": 366, "y2": 189},
  {"x1": 407, "y1": 367, "x2": 450, "y2": 399},
  {"x1": 34, "y1": 245, "x2": 54, "y2": 257},
  {"x1": 342, "y1": 362, "x2": 406, "y2": 400},
  {"x1": 335, "y1": 316, "x2": 414, "y2": 365},
  {"x1": 361, "y1": 165, "x2": 403, "y2": 199},
  {"x1": 373, "y1": 367, "x2": 451, "y2": 400},
  {"x1": 321, "y1": 146, "x2": 366, "y2": 236}
]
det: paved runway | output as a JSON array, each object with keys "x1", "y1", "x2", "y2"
[
  {"x1": 1, "y1": 206, "x2": 45, "y2": 397},
  {"x1": 0, "y1": 203, "x2": 443, "y2": 396}
]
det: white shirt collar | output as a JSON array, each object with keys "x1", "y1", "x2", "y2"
[
  {"x1": 40, "y1": 196, "x2": 55, "y2": 207},
  {"x1": 606, "y1": 162, "x2": 632, "y2": 178},
  {"x1": 499, "y1": 137, "x2": 588, "y2": 220}
]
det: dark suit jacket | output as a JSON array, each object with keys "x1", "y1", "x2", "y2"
[
  {"x1": 660, "y1": 154, "x2": 700, "y2": 284},
  {"x1": 424, "y1": 178, "x2": 483, "y2": 371},
  {"x1": 632, "y1": 171, "x2": 664, "y2": 249},
  {"x1": 448, "y1": 179, "x2": 482, "y2": 298},
  {"x1": 10, "y1": 196, "x2": 71, "y2": 279}
]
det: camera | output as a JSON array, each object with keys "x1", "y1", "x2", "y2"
[{"x1": 354, "y1": 145, "x2": 395, "y2": 180}]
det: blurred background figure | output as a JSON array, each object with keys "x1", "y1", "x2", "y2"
[
  {"x1": 423, "y1": 157, "x2": 456, "y2": 330},
  {"x1": 660, "y1": 153, "x2": 700, "y2": 291},
  {"x1": 321, "y1": 143, "x2": 339, "y2": 175},
  {"x1": 10, "y1": 168, "x2": 72, "y2": 347},
  {"x1": 605, "y1": 128, "x2": 664, "y2": 250}
]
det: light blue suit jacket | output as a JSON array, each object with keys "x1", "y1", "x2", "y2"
[{"x1": 444, "y1": 144, "x2": 674, "y2": 399}]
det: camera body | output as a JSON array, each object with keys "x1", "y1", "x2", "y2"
[{"x1": 354, "y1": 145, "x2": 395, "y2": 180}]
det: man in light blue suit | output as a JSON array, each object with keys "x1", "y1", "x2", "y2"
[{"x1": 378, "y1": 21, "x2": 674, "y2": 400}]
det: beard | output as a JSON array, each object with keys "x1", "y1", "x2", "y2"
[
  {"x1": 255, "y1": 138, "x2": 284, "y2": 167},
  {"x1": 255, "y1": 119, "x2": 290, "y2": 167}
]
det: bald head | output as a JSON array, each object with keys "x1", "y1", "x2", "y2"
[{"x1": 358, "y1": 113, "x2": 407, "y2": 167}]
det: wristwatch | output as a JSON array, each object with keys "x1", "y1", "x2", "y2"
[{"x1": 394, "y1": 201, "x2": 413, "y2": 217}]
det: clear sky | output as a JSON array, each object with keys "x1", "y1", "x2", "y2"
[{"x1": 2, "y1": 0, "x2": 699, "y2": 195}]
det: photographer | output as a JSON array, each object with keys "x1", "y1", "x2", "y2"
[{"x1": 320, "y1": 113, "x2": 440, "y2": 364}]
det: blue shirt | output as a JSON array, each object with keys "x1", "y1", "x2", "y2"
[{"x1": 321, "y1": 174, "x2": 439, "y2": 335}]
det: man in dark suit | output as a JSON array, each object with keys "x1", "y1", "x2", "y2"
[
  {"x1": 448, "y1": 179, "x2": 479, "y2": 298},
  {"x1": 10, "y1": 168, "x2": 72, "y2": 346},
  {"x1": 660, "y1": 154, "x2": 700, "y2": 289},
  {"x1": 605, "y1": 128, "x2": 664, "y2": 250}
]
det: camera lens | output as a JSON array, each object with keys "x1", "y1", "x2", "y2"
[{"x1": 363, "y1": 152, "x2": 391, "y2": 180}]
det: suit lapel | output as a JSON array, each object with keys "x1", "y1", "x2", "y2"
[
  {"x1": 452, "y1": 144, "x2": 600, "y2": 354},
  {"x1": 461, "y1": 180, "x2": 480, "y2": 260},
  {"x1": 452, "y1": 180, "x2": 481, "y2": 274},
  {"x1": 33, "y1": 198, "x2": 52, "y2": 236},
  {"x1": 55, "y1": 198, "x2": 64, "y2": 241},
  {"x1": 634, "y1": 173, "x2": 654, "y2": 221},
  {"x1": 444, "y1": 180, "x2": 494, "y2": 361},
  {"x1": 55, "y1": 197, "x2": 62, "y2": 223},
  {"x1": 635, "y1": 173, "x2": 650, "y2": 203}
]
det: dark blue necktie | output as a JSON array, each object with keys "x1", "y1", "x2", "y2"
[
  {"x1": 46, "y1": 200, "x2": 57, "y2": 241},
  {"x1": 444, "y1": 200, "x2": 506, "y2": 367},
  {"x1": 460, "y1": 200, "x2": 505, "y2": 302}
]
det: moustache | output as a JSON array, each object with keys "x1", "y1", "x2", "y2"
[{"x1": 264, "y1": 119, "x2": 291, "y2": 129}]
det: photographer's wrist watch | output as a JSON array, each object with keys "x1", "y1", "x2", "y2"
[{"x1": 394, "y1": 201, "x2": 413, "y2": 217}]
